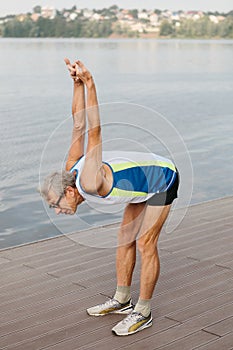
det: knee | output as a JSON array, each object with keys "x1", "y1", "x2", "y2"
[
  {"x1": 118, "y1": 227, "x2": 138, "y2": 246},
  {"x1": 117, "y1": 240, "x2": 136, "y2": 251},
  {"x1": 137, "y1": 230, "x2": 159, "y2": 257}
]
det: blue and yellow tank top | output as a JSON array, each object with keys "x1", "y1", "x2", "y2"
[{"x1": 70, "y1": 151, "x2": 177, "y2": 204}]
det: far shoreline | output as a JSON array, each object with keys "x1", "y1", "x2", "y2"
[{"x1": 0, "y1": 35, "x2": 233, "y2": 40}]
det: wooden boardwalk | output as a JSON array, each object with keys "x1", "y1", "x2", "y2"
[{"x1": 0, "y1": 196, "x2": 233, "y2": 350}]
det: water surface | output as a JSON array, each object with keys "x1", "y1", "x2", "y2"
[{"x1": 0, "y1": 38, "x2": 232, "y2": 249}]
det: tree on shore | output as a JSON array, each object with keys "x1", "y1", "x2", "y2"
[
  {"x1": 1, "y1": 7, "x2": 233, "y2": 38},
  {"x1": 160, "y1": 20, "x2": 174, "y2": 36}
]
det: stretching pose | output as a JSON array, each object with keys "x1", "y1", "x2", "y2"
[{"x1": 41, "y1": 59, "x2": 179, "y2": 336}]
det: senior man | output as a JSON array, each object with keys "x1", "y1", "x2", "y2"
[{"x1": 41, "y1": 59, "x2": 179, "y2": 336}]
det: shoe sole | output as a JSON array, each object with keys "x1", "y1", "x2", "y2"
[{"x1": 112, "y1": 318, "x2": 153, "y2": 336}]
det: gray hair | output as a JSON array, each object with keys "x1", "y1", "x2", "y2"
[{"x1": 39, "y1": 170, "x2": 76, "y2": 201}]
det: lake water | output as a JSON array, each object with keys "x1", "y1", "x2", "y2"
[{"x1": 0, "y1": 38, "x2": 233, "y2": 249}]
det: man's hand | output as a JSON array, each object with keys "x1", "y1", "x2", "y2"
[
  {"x1": 64, "y1": 58, "x2": 83, "y2": 85},
  {"x1": 74, "y1": 60, "x2": 94, "y2": 89}
]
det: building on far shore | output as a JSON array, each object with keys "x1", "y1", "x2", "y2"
[{"x1": 41, "y1": 6, "x2": 56, "y2": 20}]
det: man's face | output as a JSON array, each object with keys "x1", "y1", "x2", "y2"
[{"x1": 48, "y1": 187, "x2": 80, "y2": 215}]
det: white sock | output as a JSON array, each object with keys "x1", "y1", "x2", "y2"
[
  {"x1": 113, "y1": 286, "x2": 131, "y2": 304},
  {"x1": 134, "y1": 298, "x2": 151, "y2": 317}
]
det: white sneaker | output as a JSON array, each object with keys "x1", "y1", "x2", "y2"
[
  {"x1": 86, "y1": 298, "x2": 134, "y2": 317},
  {"x1": 112, "y1": 311, "x2": 153, "y2": 336}
]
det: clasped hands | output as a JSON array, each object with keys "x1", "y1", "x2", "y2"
[{"x1": 64, "y1": 58, "x2": 94, "y2": 88}]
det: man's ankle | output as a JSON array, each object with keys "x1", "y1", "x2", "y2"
[
  {"x1": 134, "y1": 298, "x2": 151, "y2": 317},
  {"x1": 114, "y1": 286, "x2": 131, "y2": 304}
]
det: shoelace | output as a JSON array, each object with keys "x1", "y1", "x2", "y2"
[
  {"x1": 122, "y1": 311, "x2": 141, "y2": 325},
  {"x1": 100, "y1": 298, "x2": 118, "y2": 308}
]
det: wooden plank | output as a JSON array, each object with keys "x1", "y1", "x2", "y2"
[
  {"x1": 156, "y1": 265, "x2": 226, "y2": 294},
  {"x1": 0, "y1": 293, "x2": 103, "y2": 336},
  {"x1": 217, "y1": 258, "x2": 233, "y2": 269},
  {"x1": 0, "y1": 310, "x2": 117, "y2": 349},
  {"x1": 169, "y1": 207, "x2": 232, "y2": 232},
  {"x1": 0, "y1": 273, "x2": 51, "y2": 295},
  {"x1": 161, "y1": 230, "x2": 233, "y2": 260},
  {"x1": 13, "y1": 317, "x2": 177, "y2": 350},
  {"x1": 203, "y1": 316, "x2": 233, "y2": 336},
  {"x1": 0, "y1": 244, "x2": 92, "y2": 271},
  {"x1": 204, "y1": 251, "x2": 233, "y2": 266},
  {"x1": 0, "y1": 256, "x2": 11, "y2": 264},
  {"x1": 1, "y1": 236, "x2": 76, "y2": 259},
  {"x1": 160, "y1": 260, "x2": 222, "y2": 282},
  {"x1": 26, "y1": 248, "x2": 114, "y2": 270},
  {"x1": 197, "y1": 332, "x2": 233, "y2": 350},
  {"x1": 164, "y1": 288, "x2": 233, "y2": 322},
  {"x1": 0, "y1": 277, "x2": 80, "y2": 305},
  {"x1": 1, "y1": 267, "x2": 49, "y2": 285},
  {"x1": 0, "y1": 283, "x2": 83, "y2": 314},
  {"x1": 178, "y1": 197, "x2": 233, "y2": 217},
  {"x1": 152, "y1": 275, "x2": 233, "y2": 318},
  {"x1": 161, "y1": 226, "x2": 232, "y2": 255},
  {"x1": 153, "y1": 330, "x2": 218, "y2": 350},
  {"x1": 0, "y1": 257, "x2": 115, "y2": 294},
  {"x1": 0, "y1": 289, "x2": 101, "y2": 325},
  {"x1": 47, "y1": 253, "x2": 115, "y2": 278},
  {"x1": 160, "y1": 220, "x2": 233, "y2": 251},
  {"x1": 161, "y1": 213, "x2": 233, "y2": 241}
]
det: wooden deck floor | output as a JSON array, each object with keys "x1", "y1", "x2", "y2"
[{"x1": 0, "y1": 196, "x2": 233, "y2": 350}]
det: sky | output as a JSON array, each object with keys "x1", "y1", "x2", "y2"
[{"x1": 0, "y1": 0, "x2": 232, "y2": 17}]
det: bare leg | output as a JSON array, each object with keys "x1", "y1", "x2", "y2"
[
  {"x1": 137, "y1": 205, "x2": 171, "y2": 299},
  {"x1": 116, "y1": 203, "x2": 146, "y2": 286}
]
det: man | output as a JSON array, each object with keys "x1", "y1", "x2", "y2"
[{"x1": 41, "y1": 59, "x2": 179, "y2": 336}]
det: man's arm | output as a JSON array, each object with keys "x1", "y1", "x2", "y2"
[
  {"x1": 64, "y1": 58, "x2": 86, "y2": 171},
  {"x1": 74, "y1": 61, "x2": 105, "y2": 194}
]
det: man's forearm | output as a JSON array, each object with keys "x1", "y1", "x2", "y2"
[
  {"x1": 86, "y1": 81, "x2": 101, "y2": 131},
  {"x1": 72, "y1": 82, "x2": 86, "y2": 138},
  {"x1": 66, "y1": 81, "x2": 86, "y2": 168},
  {"x1": 72, "y1": 82, "x2": 85, "y2": 114}
]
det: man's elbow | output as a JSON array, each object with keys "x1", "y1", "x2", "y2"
[
  {"x1": 80, "y1": 175, "x2": 102, "y2": 195},
  {"x1": 73, "y1": 122, "x2": 86, "y2": 132},
  {"x1": 80, "y1": 180, "x2": 98, "y2": 195}
]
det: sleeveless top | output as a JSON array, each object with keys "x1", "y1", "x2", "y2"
[{"x1": 70, "y1": 151, "x2": 177, "y2": 205}]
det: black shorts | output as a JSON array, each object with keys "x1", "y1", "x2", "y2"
[{"x1": 146, "y1": 170, "x2": 180, "y2": 206}]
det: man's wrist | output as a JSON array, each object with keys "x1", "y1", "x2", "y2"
[
  {"x1": 73, "y1": 80, "x2": 84, "y2": 88},
  {"x1": 86, "y1": 78, "x2": 95, "y2": 90}
]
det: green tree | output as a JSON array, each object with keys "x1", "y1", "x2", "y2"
[
  {"x1": 218, "y1": 16, "x2": 233, "y2": 38},
  {"x1": 160, "y1": 20, "x2": 174, "y2": 36},
  {"x1": 3, "y1": 18, "x2": 33, "y2": 37},
  {"x1": 29, "y1": 26, "x2": 40, "y2": 37},
  {"x1": 129, "y1": 9, "x2": 138, "y2": 19},
  {"x1": 113, "y1": 22, "x2": 124, "y2": 35},
  {"x1": 33, "y1": 6, "x2": 41, "y2": 14},
  {"x1": 176, "y1": 19, "x2": 195, "y2": 38}
]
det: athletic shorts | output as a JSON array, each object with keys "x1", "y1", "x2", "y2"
[{"x1": 146, "y1": 170, "x2": 180, "y2": 206}]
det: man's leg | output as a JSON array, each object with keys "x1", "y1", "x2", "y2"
[
  {"x1": 137, "y1": 204, "x2": 171, "y2": 300},
  {"x1": 112, "y1": 204, "x2": 171, "y2": 335},
  {"x1": 116, "y1": 203, "x2": 146, "y2": 286},
  {"x1": 86, "y1": 202, "x2": 146, "y2": 316}
]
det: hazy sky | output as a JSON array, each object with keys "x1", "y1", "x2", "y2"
[{"x1": 0, "y1": 0, "x2": 232, "y2": 16}]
